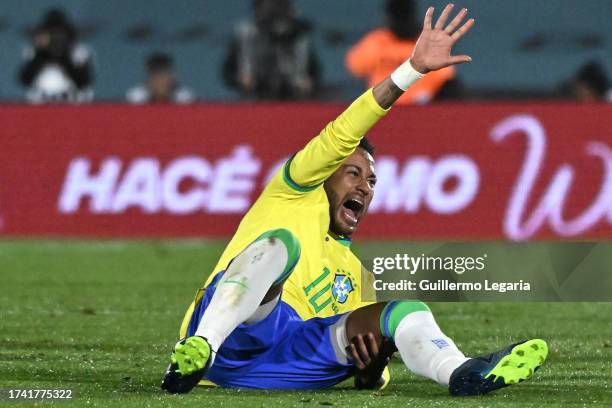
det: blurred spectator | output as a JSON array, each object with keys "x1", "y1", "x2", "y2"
[
  {"x1": 570, "y1": 61, "x2": 611, "y2": 103},
  {"x1": 19, "y1": 9, "x2": 94, "y2": 103},
  {"x1": 346, "y1": 0, "x2": 456, "y2": 104},
  {"x1": 127, "y1": 53, "x2": 195, "y2": 104},
  {"x1": 222, "y1": 0, "x2": 320, "y2": 100}
]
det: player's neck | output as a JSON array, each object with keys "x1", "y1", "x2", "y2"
[{"x1": 328, "y1": 230, "x2": 353, "y2": 246}]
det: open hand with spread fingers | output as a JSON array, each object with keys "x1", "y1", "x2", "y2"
[{"x1": 410, "y1": 4, "x2": 475, "y2": 74}]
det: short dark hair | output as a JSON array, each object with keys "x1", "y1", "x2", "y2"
[
  {"x1": 38, "y1": 8, "x2": 76, "y2": 42},
  {"x1": 576, "y1": 61, "x2": 610, "y2": 99},
  {"x1": 358, "y1": 137, "x2": 375, "y2": 156},
  {"x1": 386, "y1": 0, "x2": 420, "y2": 39},
  {"x1": 147, "y1": 53, "x2": 173, "y2": 73}
]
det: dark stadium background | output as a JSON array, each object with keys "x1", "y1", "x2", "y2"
[{"x1": 0, "y1": 0, "x2": 611, "y2": 101}]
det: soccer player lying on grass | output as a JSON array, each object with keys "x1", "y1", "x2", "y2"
[{"x1": 162, "y1": 4, "x2": 548, "y2": 395}]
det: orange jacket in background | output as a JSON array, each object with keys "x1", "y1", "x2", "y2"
[{"x1": 346, "y1": 28, "x2": 455, "y2": 104}]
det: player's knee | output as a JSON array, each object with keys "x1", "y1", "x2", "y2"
[
  {"x1": 255, "y1": 228, "x2": 301, "y2": 284},
  {"x1": 379, "y1": 300, "x2": 431, "y2": 339}
]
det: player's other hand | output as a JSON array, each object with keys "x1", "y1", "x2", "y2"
[
  {"x1": 349, "y1": 332, "x2": 395, "y2": 389},
  {"x1": 410, "y1": 4, "x2": 475, "y2": 74}
]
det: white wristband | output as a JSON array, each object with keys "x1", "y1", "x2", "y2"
[{"x1": 390, "y1": 59, "x2": 424, "y2": 91}]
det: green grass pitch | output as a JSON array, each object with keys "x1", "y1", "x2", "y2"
[{"x1": 1, "y1": 240, "x2": 610, "y2": 407}]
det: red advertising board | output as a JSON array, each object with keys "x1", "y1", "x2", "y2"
[{"x1": 0, "y1": 102, "x2": 610, "y2": 240}]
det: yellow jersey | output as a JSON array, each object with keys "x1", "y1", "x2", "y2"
[{"x1": 183, "y1": 88, "x2": 388, "y2": 325}]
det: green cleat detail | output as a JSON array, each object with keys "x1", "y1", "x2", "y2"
[
  {"x1": 484, "y1": 339, "x2": 548, "y2": 385},
  {"x1": 449, "y1": 338, "x2": 549, "y2": 396},
  {"x1": 162, "y1": 336, "x2": 212, "y2": 394},
  {"x1": 172, "y1": 336, "x2": 211, "y2": 376}
]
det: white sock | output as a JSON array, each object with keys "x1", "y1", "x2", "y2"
[
  {"x1": 194, "y1": 237, "x2": 288, "y2": 352},
  {"x1": 244, "y1": 295, "x2": 280, "y2": 325},
  {"x1": 394, "y1": 311, "x2": 469, "y2": 386}
]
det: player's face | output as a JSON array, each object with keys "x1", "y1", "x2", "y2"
[{"x1": 324, "y1": 148, "x2": 376, "y2": 237}]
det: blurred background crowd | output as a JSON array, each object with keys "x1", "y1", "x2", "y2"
[{"x1": 2, "y1": 0, "x2": 612, "y2": 104}]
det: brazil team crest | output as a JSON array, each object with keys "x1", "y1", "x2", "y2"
[{"x1": 332, "y1": 274, "x2": 354, "y2": 303}]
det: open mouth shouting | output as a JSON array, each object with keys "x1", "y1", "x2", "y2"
[{"x1": 340, "y1": 196, "x2": 365, "y2": 227}]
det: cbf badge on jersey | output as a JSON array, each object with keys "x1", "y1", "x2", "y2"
[{"x1": 332, "y1": 274, "x2": 354, "y2": 303}]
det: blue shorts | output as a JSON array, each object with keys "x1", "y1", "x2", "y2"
[{"x1": 185, "y1": 271, "x2": 354, "y2": 389}]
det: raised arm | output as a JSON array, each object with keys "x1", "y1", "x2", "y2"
[
  {"x1": 374, "y1": 4, "x2": 474, "y2": 108},
  {"x1": 285, "y1": 4, "x2": 474, "y2": 191}
]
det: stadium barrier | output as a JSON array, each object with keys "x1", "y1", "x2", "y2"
[{"x1": 1, "y1": 103, "x2": 610, "y2": 240}]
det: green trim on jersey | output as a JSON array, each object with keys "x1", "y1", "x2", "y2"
[
  {"x1": 328, "y1": 231, "x2": 352, "y2": 248},
  {"x1": 336, "y1": 238, "x2": 352, "y2": 248},
  {"x1": 380, "y1": 300, "x2": 431, "y2": 339},
  {"x1": 283, "y1": 155, "x2": 322, "y2": 193},
  {"x1": 256, "y1": 228, "x2": 301, "y2": 285}
]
